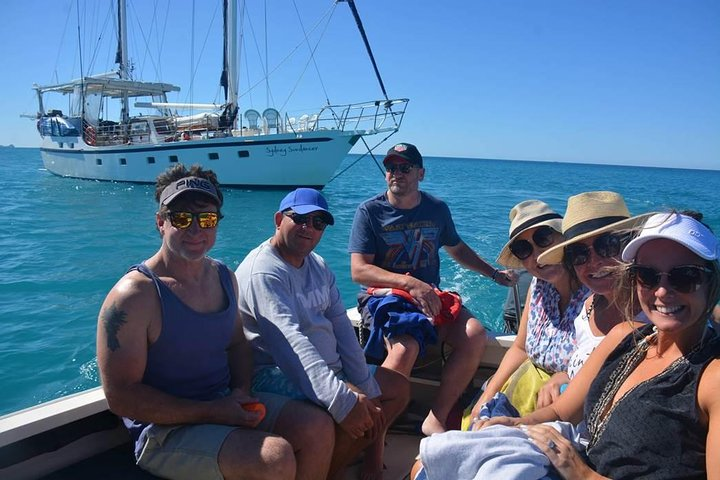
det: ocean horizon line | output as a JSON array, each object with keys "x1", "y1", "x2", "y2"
[
  {"x1": 3, "y1": 145, "x2": 716, "y2": 173},
  {"x1": 347, "y1": 152, "x2": 719, "y2": 173}
]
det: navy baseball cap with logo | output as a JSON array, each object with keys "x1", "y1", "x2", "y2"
[
  {"x1": 278, "y1": 188, "x2": 335, "y2": 225},
  {"x1": 383, "y1": 142, "x2": 423, "y2": 168},
  {"x1": 159, "y1": 177, "x2": 222, "y2": 206}
]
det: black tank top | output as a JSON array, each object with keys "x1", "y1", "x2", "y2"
[{"x1": 584, "y1": 323, "x2": 718, "y2": 479}]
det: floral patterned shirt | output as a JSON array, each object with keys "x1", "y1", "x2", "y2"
[{"x1": 524, "y1": 277, "x2": 590, "y2": 373}]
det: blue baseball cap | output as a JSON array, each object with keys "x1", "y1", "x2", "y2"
[{"x1": 278, "y1": 188, "x2": 334, "y2": 225}]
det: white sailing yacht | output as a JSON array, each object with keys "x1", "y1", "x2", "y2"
[{"x1": 31, "y1": 0, "x2": 408, "y2": 188}]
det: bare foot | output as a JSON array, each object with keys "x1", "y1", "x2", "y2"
[{"x1": 421, "y1": 411, "x2": 447, "y2": 436}]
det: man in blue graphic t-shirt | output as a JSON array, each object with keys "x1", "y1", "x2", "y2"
[{"x1": 349, "y1": 142, "x2": 516, "y2": 435}]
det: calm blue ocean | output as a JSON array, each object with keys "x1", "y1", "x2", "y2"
[{"x1": 1, "y1": 146, "x2": 718, "y2": 416}]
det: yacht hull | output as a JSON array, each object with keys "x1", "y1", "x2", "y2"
[{"x1": 40, "y1": 130, "x2": 360, "y2": 188}]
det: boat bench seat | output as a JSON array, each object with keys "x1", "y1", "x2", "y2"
[
  {"x1": 0, "y1": 388, "x2": 158, "y2": 479},
  {"x1": 43, "y1": 441, "x2": 159, "y2": 479}
]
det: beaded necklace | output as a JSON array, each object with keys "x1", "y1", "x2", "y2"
[
  {"x1": 585, "y1": 295, "x2": 598, "y2": 319},
  {"x1": 586, "y1": 325, "x2": 712, "y2": 450}
]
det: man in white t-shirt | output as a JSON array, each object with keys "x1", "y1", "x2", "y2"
[{"x1": 235, "y1": 188, "x2": 409, "y2": 479}]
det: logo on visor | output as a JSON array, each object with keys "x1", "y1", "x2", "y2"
[{"x1": 178, "y1": 178, "x2": 214, "y2": 193}]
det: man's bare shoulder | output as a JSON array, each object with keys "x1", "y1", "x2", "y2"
[
  {"x1": 110, "y1": 269, "x2": 156, "y2": 300},
  {"x1": 101, "y1": 269, "x2": 160, "y2": 320},
  {"x1": 98, "y1": 269, "x2": 161, "y2": 351}
]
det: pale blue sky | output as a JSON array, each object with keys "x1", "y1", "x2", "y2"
[{"x1": 1, "y1": 0, "x2": 718, "y2": 169}]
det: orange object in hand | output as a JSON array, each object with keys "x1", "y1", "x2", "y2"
[{"x1": 242, "y1": 402, "x2": 266, "y2": 422}]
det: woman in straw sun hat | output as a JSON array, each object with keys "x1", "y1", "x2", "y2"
[
  {"x1": 466, "y1": 200, "x2": 590, "y2": 422},
  {"x1": 535, "y1": 191, "x2": 649, "y2": 384}
]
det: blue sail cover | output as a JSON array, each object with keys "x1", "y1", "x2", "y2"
[{"x1": 37, "y1": 116, "x2": 80, "y2": 137}]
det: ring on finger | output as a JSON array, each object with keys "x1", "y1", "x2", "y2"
[{"x1": 547, "y1": 439, "x2": 556, "y2": 450}]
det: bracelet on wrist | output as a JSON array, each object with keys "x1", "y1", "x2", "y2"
[{"x1": 491, "y1": 269, "x2": 499, "y2": 281}]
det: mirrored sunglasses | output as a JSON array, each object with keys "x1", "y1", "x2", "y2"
[
  {"x1": 385, "y1": 163, "x2": 414, "y2": 175},
  {"x1": 629, "y1": 264, "x2": 712, "y2": 294},
  {"x1": 509, "y1": 226, "x2": 557, "y2": 260},
  {"x1": 284, "y1": 211, "x2": 329, "y2": 231},
  {"x1": 167, "y1": 211, "x2": 219, "y2": 230},
  {"x1": 564, "y1": 233, "x2": 623, "y2": 266}
]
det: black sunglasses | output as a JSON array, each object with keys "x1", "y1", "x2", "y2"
[
  {"x1": 629, "y1": 264, "x2": 712, "y2": 294},
  {"x1": 283, "y1": 211, "x2": 329, "y2": 231},
  {"x1": 385, "y1": 164, "x2": 415, "y2": 175},
  {"x1": 509, "y1": 226, "x2": 557, "y2": 260},
  {"x1": 564, "y1": 233, "x2": 623, "y2": 266},
  {"x1": 167, "y1": 211, "x2": 220, "y2": 229}
]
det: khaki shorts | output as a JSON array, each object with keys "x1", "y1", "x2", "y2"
[{"x1": 136, "y1": 391, "x2": 291, "y2": 479}]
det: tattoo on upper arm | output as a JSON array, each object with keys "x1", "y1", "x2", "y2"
[{"x1": 102, "y1": 303, "x2": 127, "y2": 352}]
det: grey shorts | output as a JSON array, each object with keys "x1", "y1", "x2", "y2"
[{"x1": 136, "y1": 391, "x2": 291, "y2": 479}]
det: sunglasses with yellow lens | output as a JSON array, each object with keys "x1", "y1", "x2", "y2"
[{"x1": 167, "y1": 211, "x2": 220, "y2": 229}]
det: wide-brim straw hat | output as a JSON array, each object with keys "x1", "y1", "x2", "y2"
[
  {"x1": 537, "y1": 191, "x2": 646, "y2": 265},
  {"x1": 496, "y1": 200, "x2": 563, "y2": 268}
]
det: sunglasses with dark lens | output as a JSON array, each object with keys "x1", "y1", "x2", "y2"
[
  {"x1": 509, "y1": 226, "x2": 557, "y2": 260},
  {"x1": 167, "y1": 211, "x2": 219, "y2": 229},
  {"x1": 564, "y1": 233, "x2": 623, "y2": 266},
  {"x1": 385, "y1": 163, "x2": 414, "y2": 175},
  {"x1": 629, "y1": 264, "x2": 712, "y2": 294},
  {"x1": 284, "y1": 211, "x2": 329, "y2": 231}
]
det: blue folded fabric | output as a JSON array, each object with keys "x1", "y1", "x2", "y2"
[
  {"x1": 478, "y1": 392, "x2": 521, "y2": 420},
  {"x1": 364, "y1": 295, "x2": 438, "y2": 359}
]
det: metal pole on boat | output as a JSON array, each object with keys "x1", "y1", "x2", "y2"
[{"x1": 509, "y1": 282, "x2": 522, "y2": 333}]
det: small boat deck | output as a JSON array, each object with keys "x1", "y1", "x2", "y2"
[{"x1": 1, "y1": 323, "x2": 512, "y2": 480}]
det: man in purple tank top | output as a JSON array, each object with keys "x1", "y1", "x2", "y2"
[{"x1": 97, "y1": 164, "x2": 334, "y2": 480}]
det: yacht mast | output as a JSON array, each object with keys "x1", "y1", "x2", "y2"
[
  {"x1": 116, "y1": 0, "x2": 130, "y2": 123},
  {"x1": 342, "y1": 0, "x2": 389, "y2": 101},
  {"x1": 221, "y1": 0, "x2": 239, "y2": 128}
]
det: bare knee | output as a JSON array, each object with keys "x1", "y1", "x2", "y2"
[
  {"x1": 294, "y1": 405, "x2": 335, "y2": 453},
  {"x1": 219, "y1": 431, "x2": 296, "y2": 480},
  {"x1": 257, "y1": 437, "x2": 296, "y2": 480},
  {"x1": 445, "y1": 314, "x2": 487, "y2": 353},
  {"x1": 383, "y1": 336, "x2": 420, "y2": 376},
  {"x1": 466, "y1": 318, "x2": 487, "y2": 348},
  {"x1": 275, "y1": 401, "x2": 334, "y2": 470}
]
